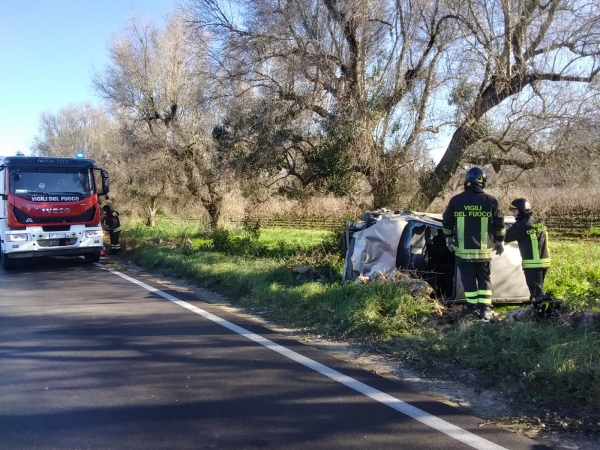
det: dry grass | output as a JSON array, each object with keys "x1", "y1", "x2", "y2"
[
  {"x1": 122, "y1": 183, "x2": 600, "y2": 231},
  {"x1": 219, "y1": 191, "x2": 365, "y2": 224},
  {"x1": 428, "y1": 186, "x2": 600, "y2": 218}
]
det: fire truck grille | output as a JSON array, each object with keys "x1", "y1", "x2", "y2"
[
  {"x1": 37, "y1": 238, "x2": 78, "y2": 248},
  {"x1": 13, "y1": 206, "x2": 96, "y2": 225}
]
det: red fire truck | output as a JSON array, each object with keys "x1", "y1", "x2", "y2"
[{"x1": 0, "y1": 155, "x2": 110, "y2": 270}]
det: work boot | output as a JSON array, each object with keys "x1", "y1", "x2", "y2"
[
  {"x1": 532, "y1": 293, "x2": 550, "y2": 304},
  {"x1": 459, "y1": 303, "x2": 478, "y2": 320},
  {"x1": 480, "y1": 305, "x2": 493, "y2": 323}
]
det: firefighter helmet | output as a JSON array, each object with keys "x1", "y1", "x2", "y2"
[
  {"x1": 509, "y1": 198, "x2": 532, "y2": 213},
  {"x1": 509, "y1": 198, "x2": 532, "y2": 220},
  {"x1": 465, "y1": 167, "x2": 486, "y2": 188}
]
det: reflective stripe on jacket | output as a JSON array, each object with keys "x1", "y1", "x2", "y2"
[
  {"x1": 504, "y1": 215, "x2": 550, "y2": 269},
  {"x1": 442, "y1": 185, "x2": 505, "y2": 261}
]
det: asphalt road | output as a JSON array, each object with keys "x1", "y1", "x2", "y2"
[{"x1": 0, "y1": 257, "x2": 552, "y2": 450}]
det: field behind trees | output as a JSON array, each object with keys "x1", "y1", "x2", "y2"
[{"x1": 128, "y1": 186, "x2": 600, "y2": 240}]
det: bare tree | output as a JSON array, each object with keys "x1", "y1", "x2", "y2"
[
  {"x1": 31, "y1": 103, "x2": 129, "y2": 204},
  {"x1": 532, "y1": 94, "x2": 600, "y2": 188},
  {"x1": 93, "y1": 13, "x2": 229, "y2": 227},
  {"x1": 32, "y1": 103, "x2": 118, "y2": 165},
  {"x1": 186, "y1": 0, "x2": 458, "y2": 208},
  {"x1": 412, "y1": 0, "x2": 600, "y2": 209}
]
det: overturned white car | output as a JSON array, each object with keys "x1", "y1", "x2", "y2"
[{"x1": 342, "y1": 210, "x2": 530, "y2": 304}]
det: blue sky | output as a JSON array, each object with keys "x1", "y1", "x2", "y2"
[
  {"x1": 0, "y1": 1, "x2": 450, "y2": 163},
  {"x1": 0, "y1": 1, "x2": 180, "y2": 156}
]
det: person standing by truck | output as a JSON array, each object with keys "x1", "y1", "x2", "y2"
[
  {"x1": 101, "y1": 205, "x2": 122, "y2": 254},
  {"x1": 442, "y1": 167, "x2": 506, "y2": 322},
  {"x1": 504, "y1": 198, "x2": 551, "y2": 302}
]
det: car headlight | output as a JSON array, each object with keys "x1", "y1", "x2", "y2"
[
  {"x1": 85, "y1": 230, "x2": 103, "y2": 238},
  {"x1": 6, "y1": 233, "x2": 31, "y2": 242}
]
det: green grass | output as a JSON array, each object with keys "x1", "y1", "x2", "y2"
[
  {"x1": 413, "y1": 320, "x2": 600, "y2": 409},
  {"x1": 125, "y1": 217, "x2": 207, "y2": 243},
  {"x1": 258, "y1": 228, "x2": 330, "y2": 250},
  {"x1": 123, "y1": 218, "x2": 331, "y2": 250},
  {"x1": 545, "y1": 242, "x2": 600, "y2": 310},
  {"x1": 120, "y1": 220, "x2": 600, "y2": 429},
  {"x1": 124, "y1": 244, "x2": 435, "y2": 338}
]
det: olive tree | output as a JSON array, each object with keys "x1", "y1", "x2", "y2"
[
  {"x1": 412, "y1": 0, "x2": 600, "y2": 209},
  {"x1": 93, "y1": 13, "x2": 230, "y2": 227},
  {"x1": 186, "y1": 0, "x2": 458, "y2": 208}
]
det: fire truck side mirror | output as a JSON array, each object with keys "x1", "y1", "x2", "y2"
[
  {"x1": 94, "y1": 168, "x2": 110, "y2": 195},
  {"x1": 101, "y1": 170, "x2": 110, "y2": 195},
  {"x1": 0, "y1": 165, "x2": 5, "y2": 199}
]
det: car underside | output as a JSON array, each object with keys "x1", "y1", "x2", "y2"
[{"x1": 342, "y1": 210, "x2": 530, "y2": 304}]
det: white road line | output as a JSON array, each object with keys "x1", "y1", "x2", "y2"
[{"x1": 101, "y1": 265, "x2": 508, "y2": 450}]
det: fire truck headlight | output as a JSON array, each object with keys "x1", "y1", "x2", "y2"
[
  {"x1": 6, "y1": 233, "x2": 31, "y2": 242},
  {"x1": 85, "y1": 230, "x2": 103, "y2": 238}
]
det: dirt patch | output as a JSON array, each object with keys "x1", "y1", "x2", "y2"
[{"x1": 107, "y1": 258, "x2": 600, "y2": 450}]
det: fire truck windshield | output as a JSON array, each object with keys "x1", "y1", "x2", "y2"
[{"x1": 10, "y1": 167, "x2": 94, "y2": 199}]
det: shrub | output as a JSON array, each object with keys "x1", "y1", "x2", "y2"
[
  {"x1": 242, "y1": 217, "x2": 261, "y2": 240},
  {"x1": 211, "y1": 227, "x2": 232, "y2": 252}
]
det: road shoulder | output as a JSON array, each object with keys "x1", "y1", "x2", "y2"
[{"x1": 100, "y1": 258, "x2": 600, "y2": 450}]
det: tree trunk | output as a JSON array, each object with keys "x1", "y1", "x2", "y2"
[
  {"x1": 365, "y1": 153, "x2": 408, "y2": 210},
  {"x1": 411, "y1": 123, "x2": 477, "y2": 210},
  {"x1": 201, "y1": 181, "x2": 224, "y2": 229},
  {"x1": 370, "y1": 176, "x2": 399, "y2": 210},
  {"x1": 145, "y1": 198, "x2": 158, "y2": 227},
  {"x1": 356, "y1": 140, "x2": 400, "y2": 210},
  {"x1": 206, "y1": 199, "x2": 223, "y2": 229},
  {"x1": 146, "y1": 214, "x2": 156, "y2": 227}
]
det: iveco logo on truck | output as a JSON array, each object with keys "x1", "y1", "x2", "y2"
[{"x1": 41, "y1": 208, "x2": 71, "y2": 214}]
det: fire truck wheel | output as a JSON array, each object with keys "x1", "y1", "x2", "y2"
[
  {"x1": 1, "y1": 250, "x2": 16, "y2": 271},
  {"x1": 84, "y1": 251, "x2": 101, "y2": 263}
]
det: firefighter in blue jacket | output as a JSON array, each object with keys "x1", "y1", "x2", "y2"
[
  {"x1": 101, "y1": 205, "x2": 122, "y2": 254},
  {"x1": 442, "y1": 167, "x2": 506, "y2": 322},
  {"x1": 504, "y1": 198, "x2": 551, "y2": 301}
]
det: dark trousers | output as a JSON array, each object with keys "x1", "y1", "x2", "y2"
[
  {"x1": 524, "y1": 268, "x2": 547, "y2": 299},
  {"x1": 457, "y1": 258, "x2": 492, "y2": 305},
  {"x1": 109, "y1": 231, "x2": 121, "y2": 253}
]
